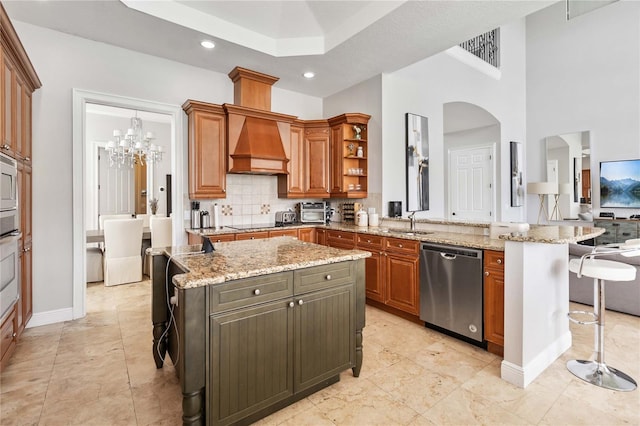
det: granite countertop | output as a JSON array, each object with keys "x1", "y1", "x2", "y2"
[
  {"x1": 185, "y1": 219, "x2": 604, "y2": 252},
  {"x1": 497, "y1": 224, "x2": 604, "y2": 244},
  {"x1": 166, "y1": 236, "x2": 370, "y2": 289}
]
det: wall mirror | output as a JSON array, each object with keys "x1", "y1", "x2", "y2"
[
  {"x1": 406, "y1": 113, "x2": 429, "y2": 211},
  {"x1": 545, "y1": 130, "x2": 590, "y2": 220}
]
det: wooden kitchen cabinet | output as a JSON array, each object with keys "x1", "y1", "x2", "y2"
[
  {"x1": 297, "y1": 227, "x2": 315, "y2": 243},
  {"x1": 269, "y1": 228, "x2": 298, "y2": 238},
  {"x1": 0, "y1": 5, "x2": 41, "y2": 369},
  {"x1": 315, "y1": 228, "x2": 326, "y2": 246},
  {"x1": 206, "y1": 262, "x2": 357, "y2": 425},
  {"x1": 303, "y1": 121, "x2": 330, "y2": 198},
  {"x1": 182, "y1": 100, "x2": 227, "y2": 199},
  {"x1": 356, "y1": 234, "x2": 385, "y2": 303},
  {"x1": 278, "y1": 121, "x2": 305, "y2": 197},
  {"x1": 327, "y1": 113, "x2": 370, "y2": 198},
  {"x1": 384, "y1": 238, "x2": 420, "y2": 316},
  {"x1": 235, "y1": 231, "x2": 270, "y2": 240},
  {"x1": 278, "y1": 120, "x2": 330, "y2": 199},
  {"x1": 0, "y1": 304, "x2": 17, "y2": 371},
  {"x1": 325, "y1": 229, "x2": 356, "y2": 250},
  {"x1": 484, "y1": 250, "x2": 504, "y2": 356},
  {"x1": 191, "y1": 233, "x2": 236, "y2": 245}
]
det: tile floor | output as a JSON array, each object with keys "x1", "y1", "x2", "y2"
[{"x1": 1, "y1": 280, "x2": 639, "y2": 425}]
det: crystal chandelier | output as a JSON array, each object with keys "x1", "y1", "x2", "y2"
[{"x1": 105, "y1": 114, "x2": 163, "y2": 168}]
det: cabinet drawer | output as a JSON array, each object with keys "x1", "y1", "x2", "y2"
[
  {"x1": 209, "y1": 272, "x2": 294, "y2": 313},
  {"x1": 384, "y1": 237, "x2": 419, "y2": 256},
  {"x1": 269, "y1": 229, "x2": 299, "y2": 238},
  {"x1": 617, "y1": 222, "x2": 638, "y2": 240},
  {"x1": 236, "y1": 231, "x2": 270, "y2": 240},
  {"x1": 207, "y1": 233, "x2": 236, "y2": 243},
  {"x1": 356, "y1": 234, "x2": 384, "y2": 250},
  {"x1": 294, "y1": 262, "x2": 355, "y2": 294},
  {"x1": 0, "y1": 305, "x2": 16, "y2": 361},
  {"x1": 326, "y1": 230, "x2": 356, "y2": 249},
  {"x1": 484, "y1": 250, "x2": 504, "y2": 269}
]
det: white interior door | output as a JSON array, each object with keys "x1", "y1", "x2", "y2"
[
  {"x1": 98, "y1": 147, "x2": 134, "y2": 216},
  {"x1": 449, "y1": 146, "x2": 493, "y2": 221}
]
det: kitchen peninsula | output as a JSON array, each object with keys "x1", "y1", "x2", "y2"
[
  {"x1": 150, "y1": 237, "x2": 369, "y2": 425},
  {"x1": 186, "y1": 219, "x2": 604, "y2": 391}
]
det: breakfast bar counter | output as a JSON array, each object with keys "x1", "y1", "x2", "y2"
[{"x1": 151, "y1": 237, "x2": 369, "y2": 425}]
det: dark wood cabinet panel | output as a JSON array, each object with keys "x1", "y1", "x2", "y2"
[
  {"x1": 297, "y1": 227, "x2": 315, "y2": 243},
  {"x1": 363, "y1": 251, "x2": 385, "y2": 303},
  {"x1": 294, "y1": 285, "x2": 354, "y2": 393},
  {"x1": 210, "y1": 300, "x2": 294, "y2": 425}
]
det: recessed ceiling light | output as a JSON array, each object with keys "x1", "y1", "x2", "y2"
[
  {"x1": 303, "y1": 71, "x2": 315, "y2": 79},
  {"x1": 200, "y1": 40, "x2": 215, "y2": 49}
]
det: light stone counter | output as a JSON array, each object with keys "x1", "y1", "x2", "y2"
[
  {"x1": 166, "y1": 236, "x2": 370, "y2": 289},
  {"x1": 186, "y1": 220, "x2": 603, "y2": 252}
]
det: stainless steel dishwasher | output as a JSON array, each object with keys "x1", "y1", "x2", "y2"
[{"x1": 419, "y1": 243, "x2": 484, "y2": 344}]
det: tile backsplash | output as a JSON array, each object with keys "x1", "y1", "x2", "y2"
[{"x1": 184, "y1": 174, "x2": 380, "y2": 229}]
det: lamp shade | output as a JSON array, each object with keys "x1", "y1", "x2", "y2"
[
  {"x1": 558, "y1": 183, "x2": 572, "y2": 194},
  {"x1": 527, "y1": 182, "x2": 558, "y2": 195}
]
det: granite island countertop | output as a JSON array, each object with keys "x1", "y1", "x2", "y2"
[{"x1": 165, "y1": 236, "x2": 370, "y2": 289}]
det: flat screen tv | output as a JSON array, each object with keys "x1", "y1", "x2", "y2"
[{"x1": 599, "y1": 159, "x2": 640, "y2": 208}]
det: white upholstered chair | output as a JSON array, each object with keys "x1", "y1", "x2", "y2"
[
  {"x1": 150, "y1": 216, "x2": 172, "y2": 248},
  {"x1": 136, "y1": 213, "x2": 152, "y2": 228},
  {"x1": 103, "y1": 218, "x2": 143, "y2": 286},
  {"x1": 99, "y1": 214, "x2": 132, "y2": 229}
]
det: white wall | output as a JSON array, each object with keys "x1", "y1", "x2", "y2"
[
  {"x1": 324, "y1": 75, "x2": 383, "y2": 214},
  {"x1": 526, "y1": 0, "x2": 640, "y2": 220},
  {"x1": 14, "y1": 21, "x2": 321, "y2": 318},
  {"x1": 381, "y1": 18, "x2": 527, "y2": 221}
]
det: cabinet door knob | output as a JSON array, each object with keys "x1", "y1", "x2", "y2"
[
  {"x1": 297, "y1": 299, "x2": 304, "y2": 305},
  {"x1": 367, "y1": 239, "x2": 371, "y2": 243},
  {"x1": 484, "y1": 271, "x2": 490, "y2": 276},
  {"x1": 288, "y1": 301, "x2": 295, "y2": 308},
  {"x1": 497, "y1": 258, "x2": 502, "y2": 264},
  {"x1": 1, "y1": 144, "x2": 9, "y2": 150},
  {"x1": 398, "y1": 243, "x2": 403, "y2": 248},
  {"x1": 325, "y1": 274, "x2": 331, "y2": 280},
  {"x1": 253, "y1": 289, "x2": 261, "y2": 295},
  {"x1": 24, "y1": 157, "x2": 30, "y2": 163}
]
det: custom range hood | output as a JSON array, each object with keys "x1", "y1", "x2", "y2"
[{"x1": 224, "y1": 67, "x2": 295, "y2": 175}]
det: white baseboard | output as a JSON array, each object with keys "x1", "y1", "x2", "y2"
[
  {"x1": 501, "y1": 331, "x2": 572, "y2": 388},
  {"x1": 26, "y1": 307, "x2": 74, "y2": 328}
]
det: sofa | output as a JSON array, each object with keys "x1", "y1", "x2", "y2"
[{"x1": 568, "y1": 243, "x2": 640, "y2": 316}]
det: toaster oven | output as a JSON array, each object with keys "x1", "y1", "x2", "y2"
[{"x1": 296, "y1": 202, "x2": 326, "y2": 223}]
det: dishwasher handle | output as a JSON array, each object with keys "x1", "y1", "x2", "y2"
[{"x1": 440, "y1": 252, "x2": 457, "y2": 260}]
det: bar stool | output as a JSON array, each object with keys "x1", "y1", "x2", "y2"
[{"x1": 567, "y1": 239, "x2": 640, "y2": 391}]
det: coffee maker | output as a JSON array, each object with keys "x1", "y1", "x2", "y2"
[
  {"x1": 190, "y1": 201, "x2": 201, "y2": 229},
  {"x1": 388, "y1": 201, "x2": 402, "y2": 218}
]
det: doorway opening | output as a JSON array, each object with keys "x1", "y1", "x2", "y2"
[{"x1": 72, "y1": 90, "x2": 184, "y2": 320}]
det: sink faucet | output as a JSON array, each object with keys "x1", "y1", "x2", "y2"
[{"x1": 409, "y1": 211, "x2": 417, "y2": 231}]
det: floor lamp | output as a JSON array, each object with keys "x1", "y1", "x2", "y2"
[
  {"x1": 552, "y1": 183, "x2": 572, "y2": 220},
  {"x1": 527, "y1": 182, "x2": 558, "y2": 224}
]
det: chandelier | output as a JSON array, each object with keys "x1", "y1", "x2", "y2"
[{"x1": 106, "y1": 114, "x2": 163, "y2": 168}]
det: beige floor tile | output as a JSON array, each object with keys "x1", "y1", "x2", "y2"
[
  {"x1": 421, "y1": 387, "x2": 532, "y2": 425},
  {"x1": 2, "y1": 280, "x2": 638, "y2": 426},
  {"x1": 38, "y1": 388, "x2": 137, "y2": 426}
]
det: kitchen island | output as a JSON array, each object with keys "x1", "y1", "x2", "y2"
[{"x1": 150, "y1": 237, "x2": 369, "y2": 425}]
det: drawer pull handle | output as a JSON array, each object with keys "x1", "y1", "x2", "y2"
[
  {"x1": 485, "y1": 271, "x2": 490, "y2": 276},
  {"x1": 325, "y1": 274, "x2": 332, "y2": 280},
  {"x1": 253, "y1": 289, "x2": 261, "y2": 295},
  {"x1": 298, "y1": 299, "x2": 304, "y2": 306},
  {"x1": 398, "y1": 243, "x2": 403, "y2": 248},
  {"x1": 288, "y1": 301, "x2": 294, "y2": 308},
  {"x1": 1, "y1": 144, "x2": 9, "y2": 150},
  {"x1": 367, "y1": 239, "x2": 371, "y2": 243},
  {"x1": 497, "y1": 258, "x2": 502, "y2": 264},
  {"x1": 338, "y1": 235, "x2": 342, "y2": 238}
]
